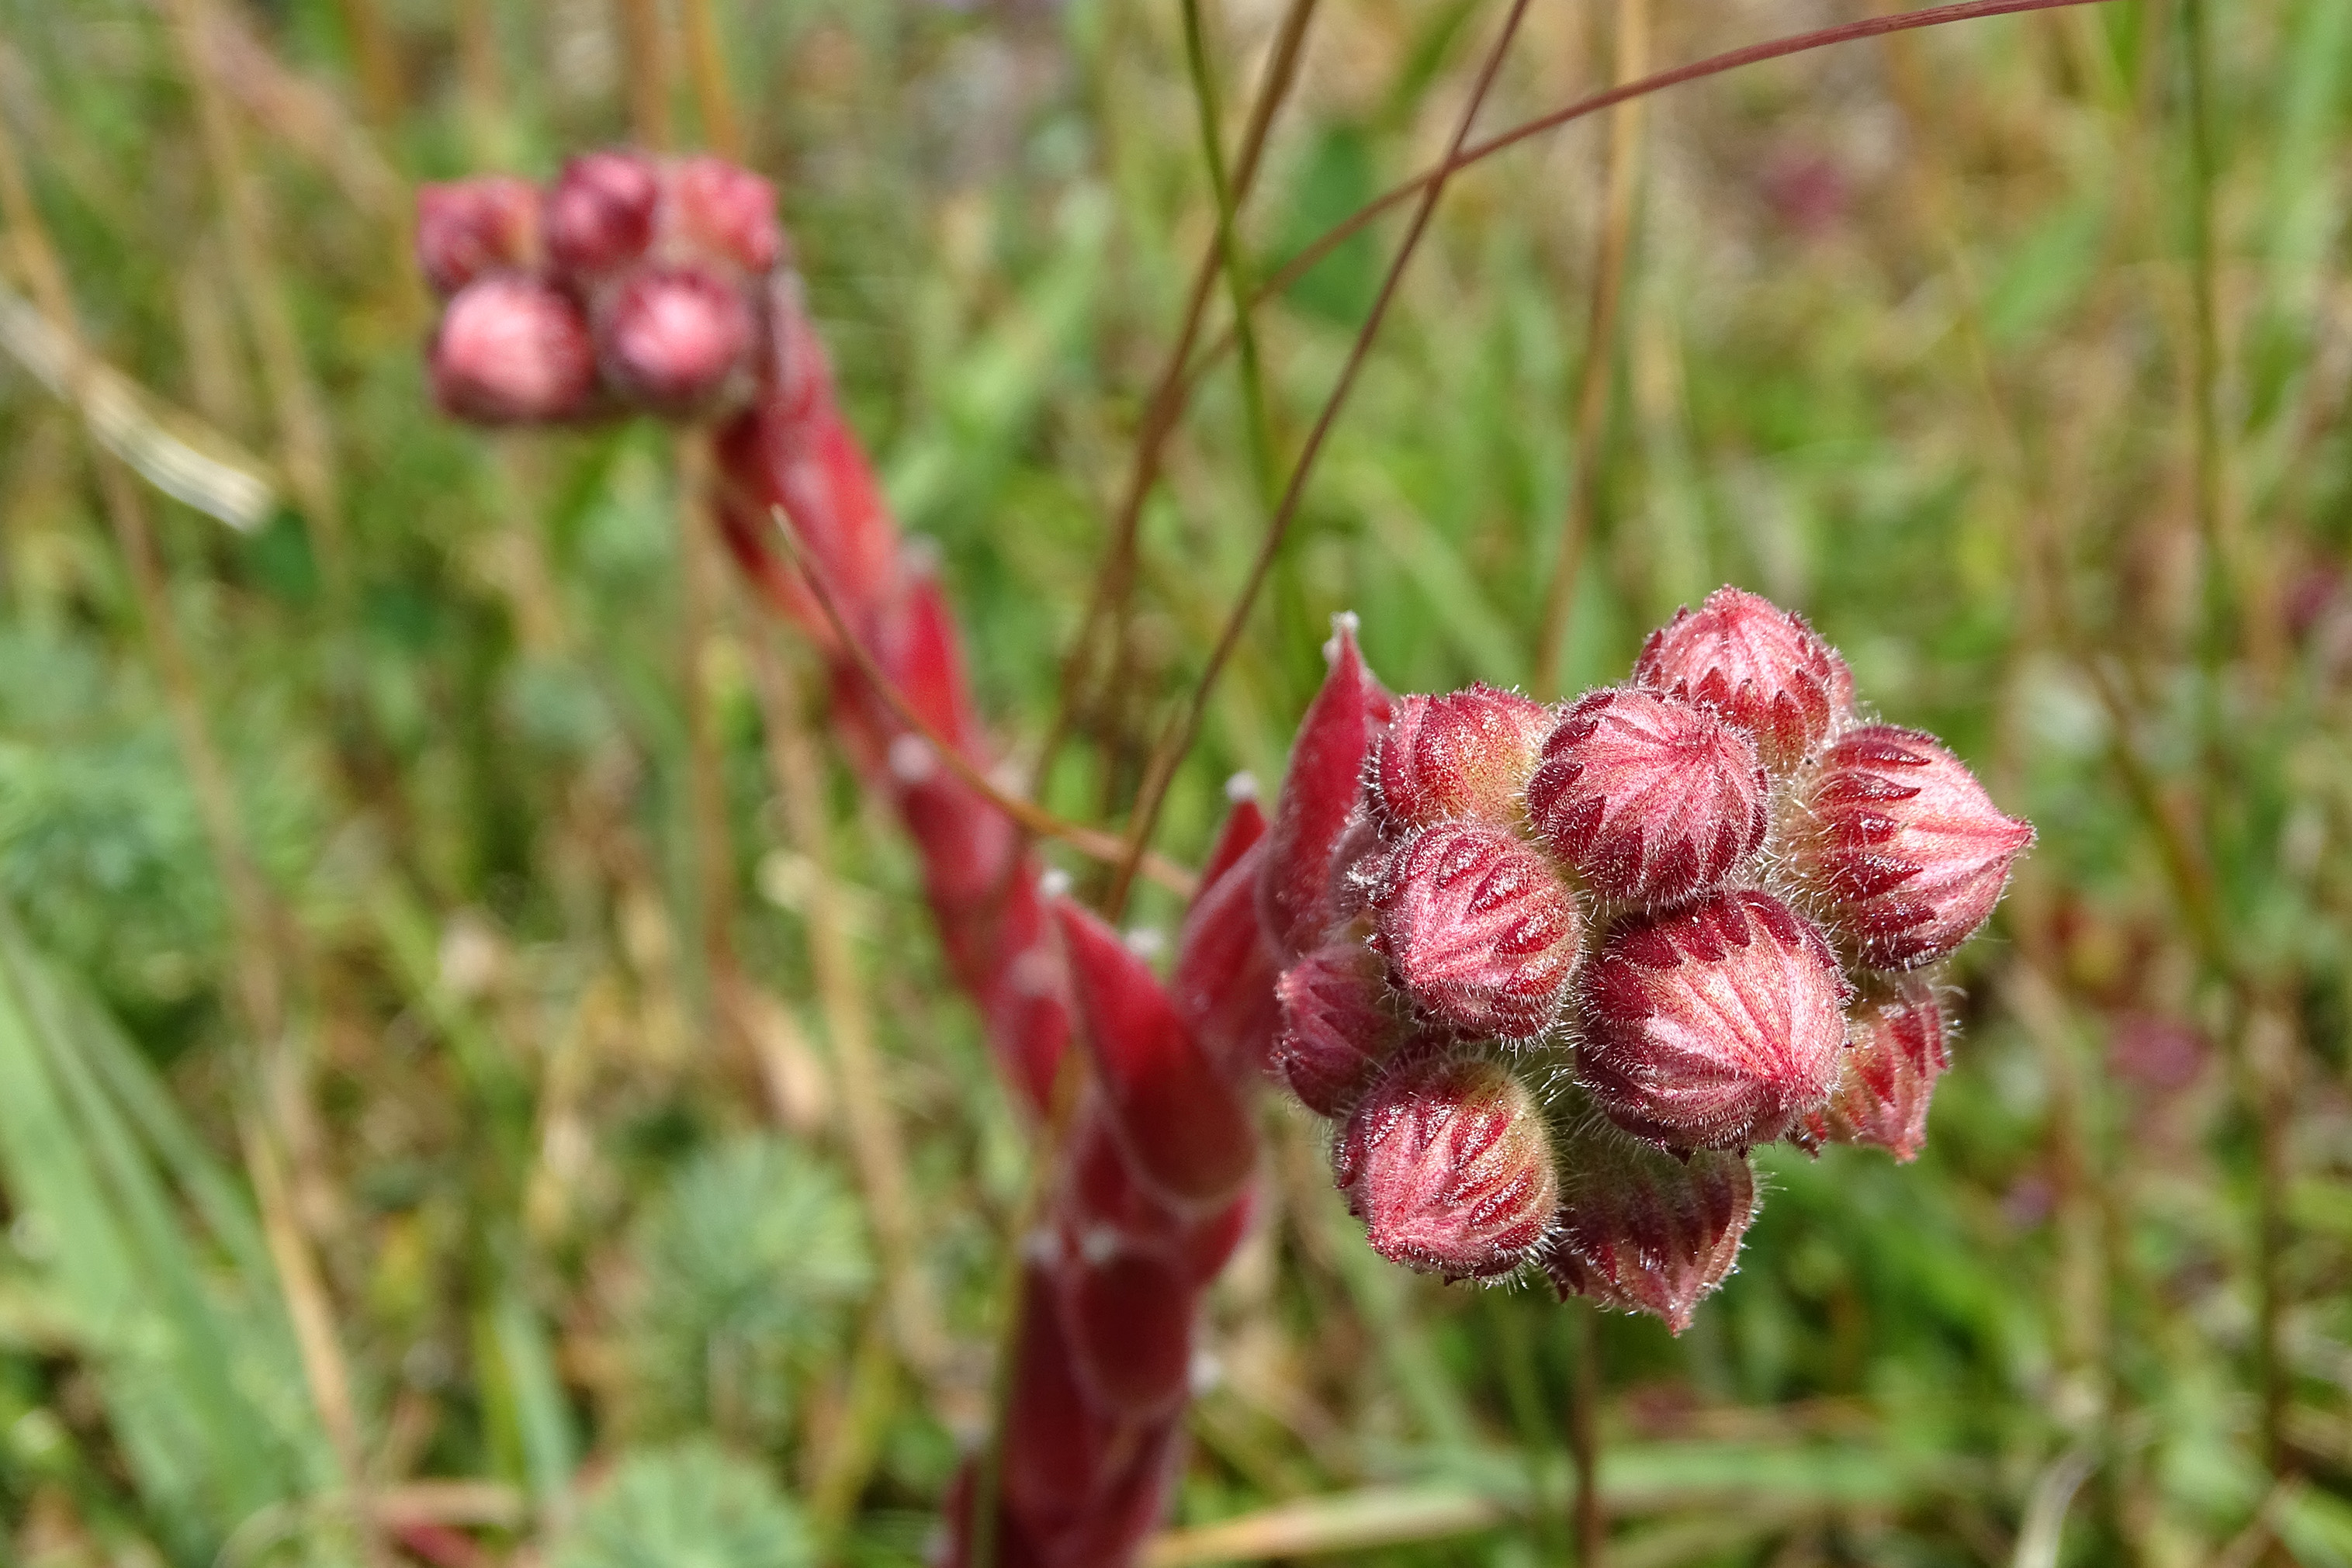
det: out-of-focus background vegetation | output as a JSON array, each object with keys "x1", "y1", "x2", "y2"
[{"x1": 0, "y1": 0, "x2": 2349, "y2": 1563}]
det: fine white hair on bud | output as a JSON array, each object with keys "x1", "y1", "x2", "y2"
[
  {"x1": 1322, "y1": 610, "x2": 1362, "y2": 663},
  {"x1": 1122, "y1": 926, "x2": 1166, "y2": 960},
  {"x1": 1224, "y1": 771, "x2": 1259, "y2": 802},
  {"x1": 1038, "y1": 867, "x2": 1074, "y2": 900}
]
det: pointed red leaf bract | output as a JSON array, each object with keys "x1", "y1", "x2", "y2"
[
  {"x1": 1259, "y1": 619, "x2": 1394, "y2": 963},
  {"x1": 1173, "y1": 839, "x2": 1283, "y2": 1077},
  {"x1": 1052, "y1": 898, "x2": 1255, "y2": 1209}
]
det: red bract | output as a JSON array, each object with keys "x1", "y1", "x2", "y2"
[
  {"x1": 1800, "y1": 976, "x2": 1949, "y2": 1161},
  {"x1": 546, "y1": 150, "x2": 660, "y2": 279},
  {"x1": 428, "y1": 276, "x2": 597, "y2": 424},
  {"x1": 1789, "y1": 725, "x2": 2034, "y2": 971},
  {"x1": 1635, "y1": 586, "x2": 1852, "y2": 774},
  {"x1": 1526, "y1": 688, "x2": 1767, "y2": 905},
  {"x1": 415, "y1": 175, "x2": 541, "y2": 296},
  {"x1": 1375, "y1": 822, "x2": 1582, "y2": 1039},
  {"x1": 670, "y1": 154, "x2": 783, "y2": 274},
  {"x1": 1273, "y1": 927, "x2": 1408, "y2": 1117},
  {"x1": 1547, "y1": 1127, "x2": 1757, "y2": 1334},
  {"x1": 1576, "y1": 890, "x2": 1849, "y2": 1149},
  {"x1": 1374, "y1": 684, "x2": 1553, "y2": 830},
  {"x1": 1053, "y1": 1237, "x2": 1197, "y2": 1417},
  {"x1": 1259, "y1": 617, "x2": 1393, "y2": 963},
  {"x1": 1052, "y1": 898, "x2": 1255, "y2": 1210},
  {"x1": 1172, "y1": 838, "x2": 1283, "y2": 1076},
  {"x1": 598, "y1": 266, "x2": 758, "y2": 417},
  {"x1": 1333, "y1": 1055, "x2": 1559, "y2": 1280}
]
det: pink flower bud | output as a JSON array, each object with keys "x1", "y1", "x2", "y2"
[
  {"x1": 1799, "y1": 976, "x2": 1948, "y2": 1161},
  {"x1": 546, "y1": 149, "x2": 660, "y2": 279},
  {"x1": 670, "y1": 154, "x2": 784, "y2": 274},
  {"x1": 598, "y1": 266, "x2": 758, "y2": 417},
  {"x1": 1575, "y1": 890, "x2": 1849, "y2": 1149},
  {"x1": 1546, "y1": 1127, "x2": 1756, "y2": 1334},
  {"x1": 1789, "y1": 725, "x2": 2034, "y2": 971},
  {"x1": 1526, "y1": 688, "x2": 1767, "y2": 905},
  {"x1": 1259, "y1": 616, "x2": 1393, "y2": 963},
  {"x1": 428, "y1": 275, "x2": 597, "y2": 424},
  {"x1": 1273, "y1": 929, "x2": 1408, "y2": 1117},
  {"x1": 1635, "y1": 587, "x2": 1853, "y2": 773},
  {"x1": 1052, "y1": 897, "x2": 1256, "y2": 1209},
  {"x1": 1373, "y1": 684, "x2": 1553, "y2": 830},
  {"x1": 1332, "y1": 1055, "x2": 1559, "y2": 1280},
  {"x1": 1374, "y1": 823, "x2": 1582, "y2": 1039},
  {"x1": 415, "y1": 175, "x2": 541, "y2": 296}
]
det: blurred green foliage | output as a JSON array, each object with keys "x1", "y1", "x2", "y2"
[{"x1": 0, "y1": 0, "x2": 2347, "y2": 1564}]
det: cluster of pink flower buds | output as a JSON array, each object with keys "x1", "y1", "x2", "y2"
[
  {"x1": 417, "y1": 152, "x2": 785, "y2": 424},
  {"x1": 1255, "y1": 589, "x2": 2031, "y2": 1331}
]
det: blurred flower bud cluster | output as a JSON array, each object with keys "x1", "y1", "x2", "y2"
[
  {"x1": 419, "y1": 153, "x2": 785, "y2": 424},
  {"x1": 1256, "y1": 587, "x2": 2032, "y2": 1331}
]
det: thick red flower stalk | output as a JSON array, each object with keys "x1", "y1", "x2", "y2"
[{"x1": 419, "y1": 152, "x2": 1266, "y2": 1568}]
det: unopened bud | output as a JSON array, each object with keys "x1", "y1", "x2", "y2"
[
  {"x1": 1526, "y1": 688, "x2": 1767, "y2": 905},
  {"x1": 1273, "y1": 928, "x2": 1408, "y2": 1117},
  {"x1": 670, "y1": 155, "x2": 784, "y2": 273},
  {"x1": 1788, "y1": 725, "x2": 2033, "y2": 971},
  {"x1": 1332, "y1": 1055, "x2": 1558, "y2": 1280},
  {"x1": 1799, "y1": 976, "x2": 1949, "y2": 1161},
  {"x1": 1259, "y1": 615, "x2": 1394, "y2": 962},
  {"x1": 1374, "y1": 685, "x2": 1553, "y2": 830},
  {"x1": 1375, "y1": 823, "x2": 1582, "y2": 1039},
  {"x1": 546, "y1": 150, "x2": 660, "y2": 278},
  {"x1": 1547, "y1": 1123, "x2": 1757, "y2": 1334},
  {"x1": 598, "y1": 266, "x2": 758, "y2": 417},
  {"x1": 1576, "y1": 890, "x2": 1848, "y2": 1149},
  {"x1": 415, "y1": 175, "x2": 541, "y2": 296},
  {"x1": 1635, "y1": 586, "x2": 1853, "y2": 774},
  {"x1": 428, "y1": 275, "x2": 597, "y2": 424}
]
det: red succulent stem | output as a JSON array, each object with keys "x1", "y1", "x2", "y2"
[{"x1": 709, "y1": 271, "x2": 1265, "y2": 1568}]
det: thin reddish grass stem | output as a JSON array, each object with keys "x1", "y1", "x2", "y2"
[
  {"x1": 763, "y1": 511, "x2": 1198, "y2": 898},
  {"x1": 1187, "y1": 0, "x2": 2117, "y2": 390},
  {"x1": 1033, "y1": 0, "x2": 1322, "y2": 798},
  {"x1": 1103, "y1": 0, "x2": 1539, "y2": 915}
]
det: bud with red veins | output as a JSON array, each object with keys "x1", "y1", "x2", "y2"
[
  {"x1": 1332, "y1": 1055, "x2": 1559, "y2": 1281},
  {"x1": 1273, "y1": 926, "x2": 1408, "y2": 1116},
  {"x1": 1527, "y1": 688, "x2": 1766, "y2": 905},
  {"x1": 546, "y1": 150, "x2": 660, "y2": 278},
  {"x1": 1576, "y1": 890, "x2": 1849, "y2": 1149},
  {"x1": 1547, "y1": 1126, "x2": 1756, "y2": 1334},
  {"x1": 670, "y1": 155, "x2": 784, "y2": 274},
  {"x1": 429, "y1": 275, "x2": 598, "y2": 424},
  {"x1": 1375, "y1": 823, "x2": 1582, "y2": 1039},
  {"x1": 416, "y1": 176, "x2": 541, "y2": 296},
  {"x1": 1375, "y1": 685, "x2": 1553, "y2": 830},
  {"x1": 1800, "y1": 976, "x2": 1949, "y2": 1161},
  {"x1": 1259, "y1": 615, "x2": 1394, "y2": 963},
  {"x1": 1789, "y1": 725, "x2": 2034, "y2": 971},
  {"x1": 598, "y1": 266, "x2": 758, "y2": 417},
  {"x1": 1635, "y1": 586, "x2": 1853, "y2": 773}
]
